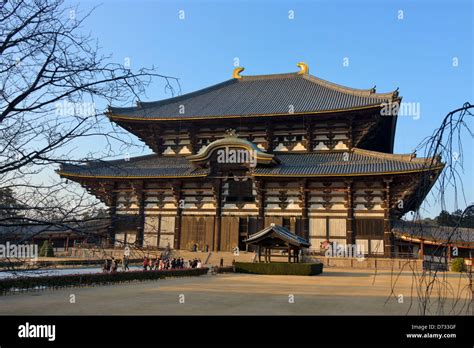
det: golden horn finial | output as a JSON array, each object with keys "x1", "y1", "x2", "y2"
[
  {"x1": 233, "y1": 66, "x2": 245, "y2": 79},
  {"x1": 297, "y1": 62, "x2": 309, "y2": 75}
]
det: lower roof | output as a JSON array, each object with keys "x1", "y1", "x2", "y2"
[
  {"x1": 58, "y1": 148, "x2": 442, "y2": 180},
  {"x1": 392, "y1": 220, "x2": 474, "y2": 247}
]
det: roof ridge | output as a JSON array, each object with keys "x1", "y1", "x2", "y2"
[
  {"x1": 352, "y1": 148, "x2": 437, "y2": 163},
  {"x1": 238, "y1": 72, "x2": 300, "y2": 81},
  {"x1": 303, "y1": 74, "x2": 398, "y2": 99}
]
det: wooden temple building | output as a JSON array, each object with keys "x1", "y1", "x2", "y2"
[{"x1": 58, "y1": 63, "x2": 444, "y2": 257}]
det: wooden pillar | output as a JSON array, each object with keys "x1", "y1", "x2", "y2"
[
  {"x1": 383, "y1": 179, "x2": 393, "y2": 257},
  {"x1": 65, "y1": 234, "x2": 70, "y2": 252},
  {"x1": 188, "y1": 125, "x2": 199, "y2": 154},
  {"x1": 108, "y1": 183, "x2": 117, "y2": 248},
  {"x1": 133, "y1": 181, "x2": 145, "y2": 247},
  {"x1": 447, "y1": 244, "x2": 452, "y2": 261},
  {"x1": 305, "y1": 120, "x2": 314, "y2": 153},
  {"x1": 299, "y1": 179, "x2": 309, "y2": 240},
  {"x1": 345, "y1": 181, "x2": 355, "y2": 246},
  {"x1": 258, "y1": 245, "x2": 261, "y2": 262},
  {"x1": 152, "y1": 125, "x2": 165, "y2": 156},
  {"x1": 255, "y1": 179, "x2": 265, "y2": 230},
  {"x1": 420, "y1": 239, "x2": 425, "y2": 258},
  {"x1": 288, "y1": 245, "x2": 291, "y2": 263},
  {"x1": 172, "y1": 181, "x2": 183, "y2": 249},
  {"x1": 212, "y1": 179, "x2": 222, "y2": 251},
  {"x1": 264, "y1": 123, "x2": 274, "y2": 152}
]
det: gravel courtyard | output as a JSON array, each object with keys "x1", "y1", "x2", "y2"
[{"x1": 0, "y1": 268, "x2": 471, "y2": 315}]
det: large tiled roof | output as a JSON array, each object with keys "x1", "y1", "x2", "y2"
[
  {"x1": 60, "y1": 155, "x2": 210, "y2": 178},
  {"x1": 252, "y1": 149, "x2": 440, "y2": 177},
  {"x1": 109, "y1": 72, "x2": 398, "y2": 120},
  {"x1": 58, "y1": 148, "x2": 441, "y2": 179}
]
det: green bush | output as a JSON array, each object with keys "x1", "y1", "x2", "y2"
[
  {"x1": 235, "y1": 262, "x2": 323, "y2": 276},
  {"x1": 39, "y1": 241, "x2": 54, "y2": 257},
  {"x1": 0, "y1": 268, "x2": 209, "y2": 295},
  {"x1": 451, "y1": 258, "x2": 465, "y2": 272}
]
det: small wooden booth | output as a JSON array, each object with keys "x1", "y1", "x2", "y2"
[{"x1": 245, "y1": 224, "x2": 311, "y2": 263}]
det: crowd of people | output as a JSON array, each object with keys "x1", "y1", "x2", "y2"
[
  {"x1": 103, "y1": 255, "x2": 204, "y2": 272},
  {"x1": 102, "y1": 251, "x2": 223, "y2": 273},
  {"x1": 102, "y1": 256, "x2": 129, "y2": 273},
  {"x1": 142, "y1": 256, "x2": 202, "y2": 270}
]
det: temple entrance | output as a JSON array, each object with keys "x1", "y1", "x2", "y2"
[
  {"x1": 180, "y1": 216, "x2": 214, "y2": 251},
  {"x1": 220, "y1": 216, "x2": 239, "y2": 251}
]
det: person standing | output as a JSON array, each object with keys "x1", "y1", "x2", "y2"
[
  {"x1": 111, "y1": 257, "x2": 117, "y2": 273},
  {"x1": 148, "y1": 258, "x2": 153, "y2": 270},
  {"x1": 220, "y1": 257, "x2": 224, "y2": 268},
  {"x1": 122, "y1": 256, "x2": 129, "y2": 271}
]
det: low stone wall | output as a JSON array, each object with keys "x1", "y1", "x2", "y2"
[
  {"x1": 305, "y1": 256, "x2": 422, "y2": 270},
  {"x1": 68, "y1": 247, "x2": 161, "y2": 259}
]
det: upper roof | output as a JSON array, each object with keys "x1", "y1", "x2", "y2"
[
  {"x1": 108, "y1": 66, "x2": 399, "y2": 121},
  {"x1": 57, "y1": 148, "x2": 442, "y2": 179}
]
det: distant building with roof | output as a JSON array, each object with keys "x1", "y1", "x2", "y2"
[{"x1": 58, "y1": 63, "x2": 444, "y2": 257}]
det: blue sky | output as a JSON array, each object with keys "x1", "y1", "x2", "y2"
[{"x1": 63, "y1": 0, "x2": 473, "y2": 217}]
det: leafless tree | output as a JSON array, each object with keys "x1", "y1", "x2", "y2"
[
  {"x1": 0, "y1": 0, "x2": 178, "y2": 266},
  {"x1": 388, "y1": 103, "x2": 473, "y2": 315}
]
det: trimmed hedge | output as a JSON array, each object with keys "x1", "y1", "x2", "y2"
[
  {"x1": 39, "y1": 241, "x2": 54, "y2": 257},
  {"x1": 451, "y1": 258, "x2": 465, "y2": 272},
  {"x1": 0, "y1": 268, "x2": 208, "y2": 295},
  {"x1": 235, "y1": 262, "x2": 323, "y2": 276}
]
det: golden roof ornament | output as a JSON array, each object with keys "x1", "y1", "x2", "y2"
[
  {"x1": 296, "y1": 62, "x2": 309, "y2": 75},
  {"x1": 233, "y1": 67, "x2": 244, "y2": 79}
]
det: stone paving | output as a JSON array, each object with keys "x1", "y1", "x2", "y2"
[{"x1": 0, "y1": 268, "x2": 470, "y2": 315}]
